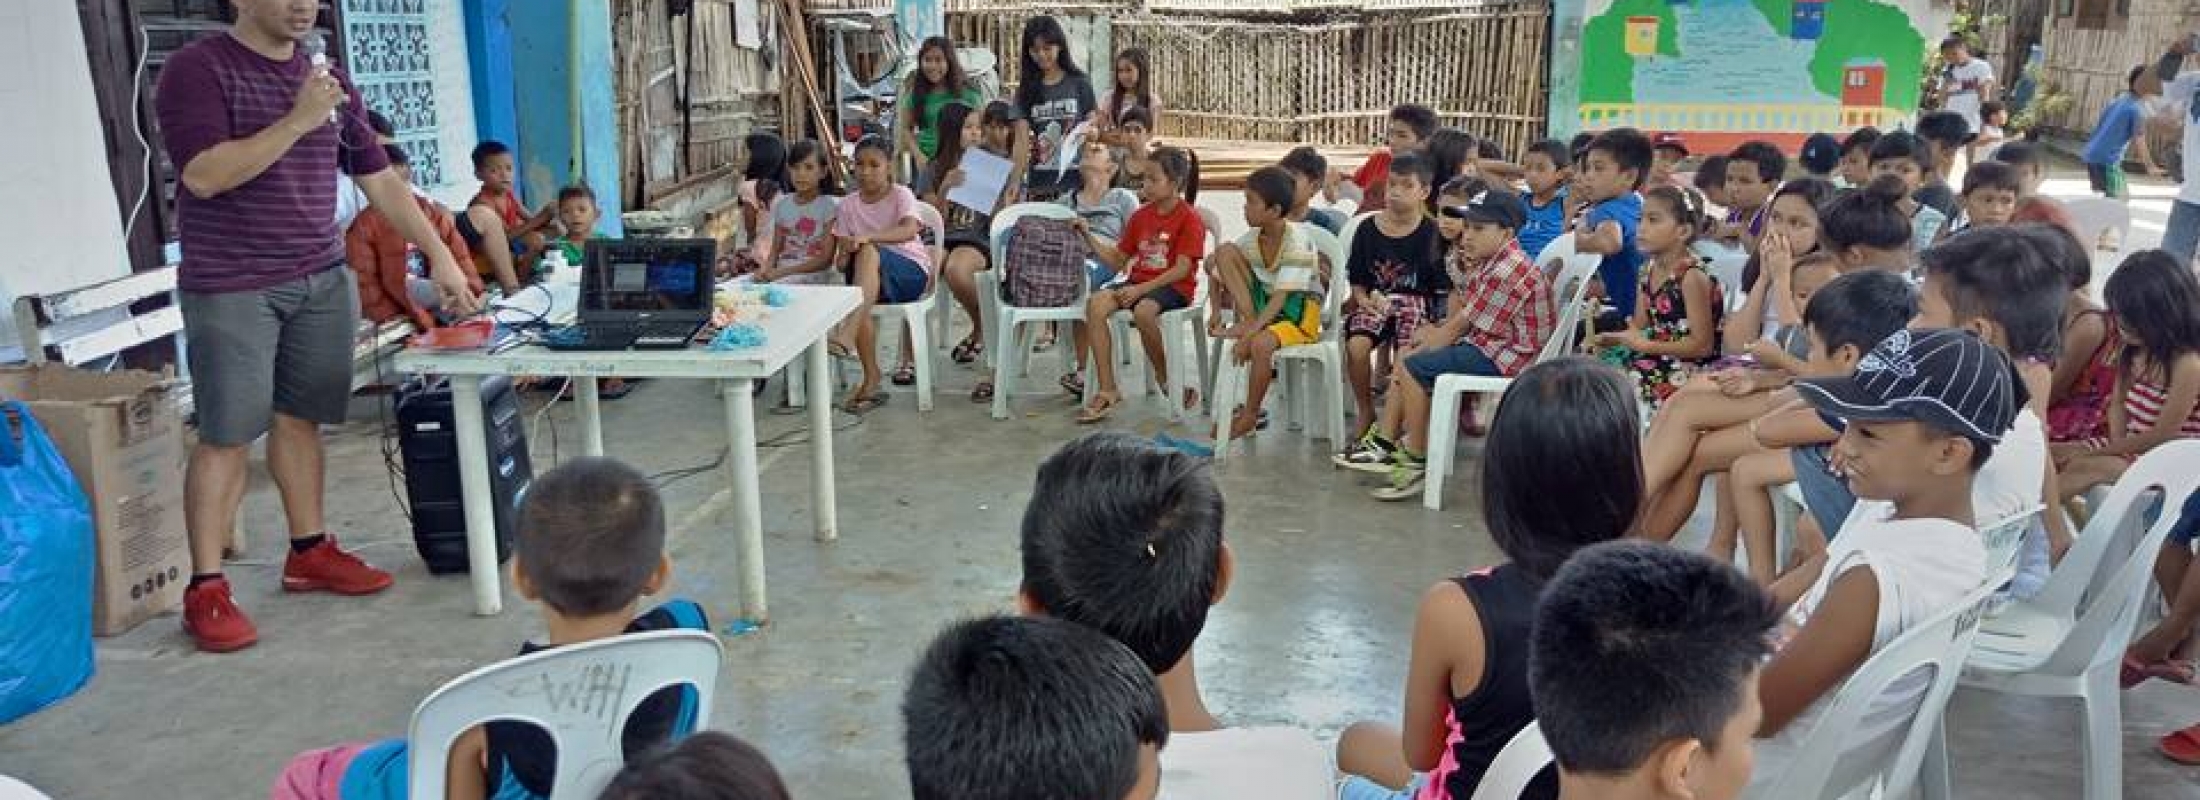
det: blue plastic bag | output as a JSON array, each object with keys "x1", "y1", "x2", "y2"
[{"x1": 0, "y1": 401, "x2": 96, "y2": 724}]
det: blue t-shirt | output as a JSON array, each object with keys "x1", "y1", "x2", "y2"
[
  {"x1": 2082, "y1": 94, "x2": 2143, "y2": 167},
  {"x1": 1583, "y1": 192, "x2": 1643, "y2": 318},
  {"x1": 1520, "y1": 187, "x2": 1567, "y2": 262}
]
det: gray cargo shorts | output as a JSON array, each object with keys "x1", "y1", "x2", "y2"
[{"x1": 180, "y1": 265, "x2": 360, "y2": 446}]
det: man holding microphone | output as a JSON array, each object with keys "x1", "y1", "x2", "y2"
[{"x1": 156, "y1": 0, "x2": 480, "y2": 652}]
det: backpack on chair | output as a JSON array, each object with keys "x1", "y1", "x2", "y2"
[{"x1": 1003, "y1": 216, "x2": 1091, "y2": 308}]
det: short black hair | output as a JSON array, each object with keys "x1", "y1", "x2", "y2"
[
  {"x1": 1800, "y1": 132, "x2": 1842, "y2": 176},
  {"x1": 1940, "y1": 35, "x2": 1970, "y2": 52},
  {"x1": 516, "y1": 458, "x2": 666, "y2": 616},
  {"x1": 1588, "y1": 128, "x2": 1655, "y2": 190},
  {"x1": 1922, "y1": 224, "x2": 2071, "y2": 361},
  {"x1": 1388, "y1": 150, "x2": 1438, "y2": 189},
  {"x1": 1868, "y1": 130, "x2": 1935, "y2": 173},
  {"x1": 1691, "y1": 155, "x2": 1729, "y2": 193},
  {"x1": 1476, "y1": 138, "x2": 1506, "y2": 160},
  {"x1": 1567, "y1": 132, "x2": 1596, "y2": 163},
  {"x1": 1819, "y1": 176, "x2": 1913, "y2": 252},
  {"x1": 1020, "y1": 432, "x2": 1224, "y2": 674},
  {"x1": 1962, "y1": 160, "x2": 2022, "y2": 196},
  {"x1": 471, "y1": 140, "x2": 512, "y2": 169},
  {"x1": 557, "y1": 184, "x2": 597, "y2": 205},
  {"x1": 1427, "y1": 128, "x2": 1477, "y2": 188},
  {"x1": 903, "y1": 615, "x2": 1167, "y2": 800},
  {"x1": 1532, "y1": 541, "x2": 1778, "y2": 776},
  {"x1": 1990, "y1": 140, "x2": 2043, "y2": 173},
  {"x1": 2131, "y1": 63, "x2": 2153, "y2": 90},
  {"x1": 1483, "y1": 358, "x2": 1642, "y2": 580},
  {"x1": 1390, "y1": 104, "x2": 1440, "y2": 141},
  {"x1": 1727, "y1": 141, "x2": 1788, "y2": 183},
  {"x1": 366, "y1": 109, "x2": 395, "y2": 138},
  {"x1": 1805, "y1": 270, "x2": 1917, "y2": 355},
  {"x1": 1980, "y1": 100, "x2": 2007, "y2": 120},
  {"x1": 601, "y1": 731, "x2": 791, "y2": 800},
  {"x1": 1280, "y1": 145, "x2": 1328, "y2": 184},
  {"x1": 1245, "y1": 165, "x2": 1297, "y2": 213},
  {"x1": 1438, "y1": 175, "x2": 1493, "y2": 203},
  {"x1": 1524, "y1": 138, "x2": 1571, "y2": 168},
  {"x1": 1915, "y1": 111, "x2": 1973, "y2": 151},
  {"x1": 1841, "y1": 127, "x2": 1882, "y2": 158},
  {"x1": 2029, "y1": 209, "x2": 2092, "y2": 290}
]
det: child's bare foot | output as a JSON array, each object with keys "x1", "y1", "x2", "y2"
[{"x1": 1229, "y1": 409, "x2": 1260, "y2": 439}]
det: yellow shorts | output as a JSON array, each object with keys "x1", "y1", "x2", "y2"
[{"x1": 1266, "y1": 305, "x2": 1322, "y2": 347}]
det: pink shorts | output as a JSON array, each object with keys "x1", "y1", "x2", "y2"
[{"x1": 270, "y1": 743, "x2": 370, "y2": 800}]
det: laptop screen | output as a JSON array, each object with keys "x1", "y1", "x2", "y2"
[{"x1": 583, "y1": 239, "x2": 715, "y2": 314}]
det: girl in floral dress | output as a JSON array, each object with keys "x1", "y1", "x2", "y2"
[{"x1": 1592, "y1": 185, "x2": 1723, "y2": 407}]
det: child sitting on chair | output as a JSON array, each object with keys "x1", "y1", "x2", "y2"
[
  {"x1": 1747, "y1": 327, "x2": 2011, "y2": 792},
  {"x1": 1533, "y1": 542, "x2": 1779, "y2": 800},
  {"x1": 269, "y1": 457, "x2": 707, "y2": 800},
  {"x1": 1342, "y1": 151, "x2": 1450, "y2": 438},
  {"x1": 1213, "y1": 167, "x2": 1329, "y2": 440},
  {"x1": 1074, "y1": 146, "x2": 1207, "y2": 423},
  {"x1": 1341, "y1": 183, "x2": 1554, "y2": 501},
  {"x1": 1020, "y1": 432, "x2": 1333, "y2": 798},
  {"x1": 903, "y1": 615, "x2": 1168, "y2": 800},
  {"x1": 832, "y1": 136, "x2": 936, "y2": 413}
]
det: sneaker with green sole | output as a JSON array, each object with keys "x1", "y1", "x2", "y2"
[
  {"x1": 1333, "y1": 433, "x2": 1396, "y2": 473},
  {"x1": 1371, "y1": 451, "x2": 1428, "y2": 501}
]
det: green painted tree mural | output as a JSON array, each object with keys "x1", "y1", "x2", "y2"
[
  {"x1": 1580, "y1": 0, "x2": 1679, "y2": 105},
  {"x1": 1807, "y1": 0, "x2": 1925, "y2": 110}
]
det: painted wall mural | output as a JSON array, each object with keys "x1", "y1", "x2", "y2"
[{"x1": 1563, "y1": 0, "x2": 1952, "y2": 152}]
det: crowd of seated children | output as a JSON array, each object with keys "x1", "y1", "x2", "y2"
[
  {"x1": 1340, "y1": 151, "x2": 1449, "y2": 437},
  {"x1": 1075, "y1": 146, "x2": 1207, "y2": 423},
  {"x1": 831, "y1": 137, "x2": 936, "y2": 413},
  {"x1": 1866, "y1": 131, "x2": 1948, "y2": 254},
  {"x1": 1018, "y1": 432, "x2": 1332, "y2": 799},
  {"x1": 1836, "y1": 128, "x2": 1880, "y2": 188},
  {"x1": 1590, "y1": 185, "x2": 1722, "y2": 408},
  {"x1": 1518, "y1": 139, "x2": 1572, "y2": 262},
  {"x1": 1572, "y1": 128, "x2": 1653, "y2": 327},
  {"x1": 903, "y1": 615, "x2": 1167, "y2": 800},
  {"x1": 1342, "y1": 184, "x2": 1553, "y2": 501},
  {"x1": 347, "y1": 144, "x2": 482, "y2": 332},
  {"x1": 600, "y1": 732, "x2": 790, "y2": 800},
  {"x1": 1748, "y1": 326, "x2": 2016, "y2": 791},
  {"x1": 1533, "y1": 541, "x2": 1779, "y2": 800},
  {"x1": 2054, "y1": 250, "x2": 2200, "y2": 500},
  {"x1": 269, "y1": 458, "x2": 705, "y2": 800},
  {"x1": 1212, "y1": 167, "x2": 1333, "y2": 440},
  {"x1": 458, "y1": 140, "x2": 555, "y2": 294},
  {"x1": 1335, "y1": 357, "x2": 1643, "y2": 800}
]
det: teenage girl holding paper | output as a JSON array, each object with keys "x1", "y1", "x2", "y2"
[{"x1": 1012, "y1": 16, "x2": 1097, "y2": 202}]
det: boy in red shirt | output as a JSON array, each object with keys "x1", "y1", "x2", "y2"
[
  {"x1": 457, "y1": 140, "x2": 556, "y2": 293},
  {"x1": 1076, "y1": 147, "x2": 1207, "y2": 423}
]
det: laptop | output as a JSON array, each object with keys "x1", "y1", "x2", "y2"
[{"x1": 543, "y1": 238, "x2": 717, "y2": 351}]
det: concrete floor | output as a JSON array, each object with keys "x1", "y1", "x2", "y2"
[{"x1": 5, "y1": 174, "x2": 2200, "y2": 799}]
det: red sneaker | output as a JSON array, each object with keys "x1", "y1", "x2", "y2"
[
  {"x1": 182, "y1": 578, "x2": 259, "y2": 653},
  {"x1": 282, "y1": 536, "x2": 395, "y2": 596}
]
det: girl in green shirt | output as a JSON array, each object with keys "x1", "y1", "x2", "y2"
[{"x1": 898, "y1": 36, "x2": 985, "y2": 173}]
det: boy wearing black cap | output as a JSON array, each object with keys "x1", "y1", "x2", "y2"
[
  {"x1": 1746, "y1": 327, "x2": 2010, "y2": 791},
  {"x1": 1343, "y1": 186, "x2": 1555, "y2": 500}
]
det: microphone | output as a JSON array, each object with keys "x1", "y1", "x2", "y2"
[{"x1": 303, "y1": 33, "x2": 338, "y2": 125}]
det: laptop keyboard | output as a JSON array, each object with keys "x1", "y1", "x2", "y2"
[{"x1": 544, "y1": 321, "x2": 701, "y2": 350}]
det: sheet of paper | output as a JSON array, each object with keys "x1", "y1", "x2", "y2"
[
  {"x1": 1053, "y1": 120, "x2": 1094, "y2": 175},
  {"x1": 947, "y1": 148, "x2": 1013, "y2": 216}
]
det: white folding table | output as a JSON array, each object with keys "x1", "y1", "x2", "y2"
[{"x1": 393, "y1": 285, "x2": 861, "y2": 622}]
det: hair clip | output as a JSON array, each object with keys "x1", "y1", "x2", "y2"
[{"x1": 1145, "y1": 541, "x2": 1159, "y2": 559}]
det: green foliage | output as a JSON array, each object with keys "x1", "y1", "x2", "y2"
[
  {"x1": 1811, "y1": 0, "x2": 1926, "y2": 110},
  {"x1": 1581, "y1": 0, "x2": 1680, "y2": 104}
]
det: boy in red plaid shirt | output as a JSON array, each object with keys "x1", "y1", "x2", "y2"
[{"x1": 1336, "y1": 185, "x2": 1555, "y2": 500}]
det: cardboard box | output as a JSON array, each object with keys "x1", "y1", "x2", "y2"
[{"x1": 0, "y1": 365, "x2": 187, "y2": 636}]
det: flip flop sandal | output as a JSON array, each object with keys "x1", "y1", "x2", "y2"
[
  {"x1": 841, "y1": 394, "x2": 889, "y2": 414},
  {"x1": 1077, "y1": 395, "x2": 1120, "y2": 424},
  {"x1": 1060, "y1": 373, "x2": 1086, "y2": 400},
  {"x1": 828, "y1": 341, "x2": 857, "y2": 361},
  {"x1": 891, "y1": 365, "x2": 916, "y2": 386},
  {"x1": 951, "y1": 338, "x2": 984, "y2": 364},
  {"x1": 970, "y1": 381, "x2": 995, "y2": 402},
  {"x1": 2161, "y1": 724, "x2": 2200, "y2": 765}
]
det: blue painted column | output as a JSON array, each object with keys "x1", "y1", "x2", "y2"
[
  {"x1": 503, "y1": 0, "x2": 624, "y2": 235},
  {"x1": 461, "y1": 0, "x2": 518, "y2": 149}
]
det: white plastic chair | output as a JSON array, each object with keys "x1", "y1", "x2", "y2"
[
  {"x1": 1704, "y1": 246, "x2": 1747, "y2": 312},
  {"x1": 1980, "y1": 506, "x2": 2044, "y2": 576},
  {"x1": 1420, "y1": 234, "x2": 1603, "y2": 509},
  {"x1": 1469, "y1": 721, "x2": 1553, "y2": 800},
  {"x1": 984, "y1": 203, "x2": 1089, "y2": 420},
  {"x1": 405, "y1": 629, "x2": 724, "y2": 800},
  {"x1": 1743, "y1": 577, "x2": 2002, "y2": 800},
  {"x1": 2061, "y1": 195, "x2": 2133, "y2": 260},
  {"x1": 1210, "y1": 219, "x2": 1355, "y2": 460},
  {"x1": 1916, "y1": 439, "x2": 2200, "y2": 800}
]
